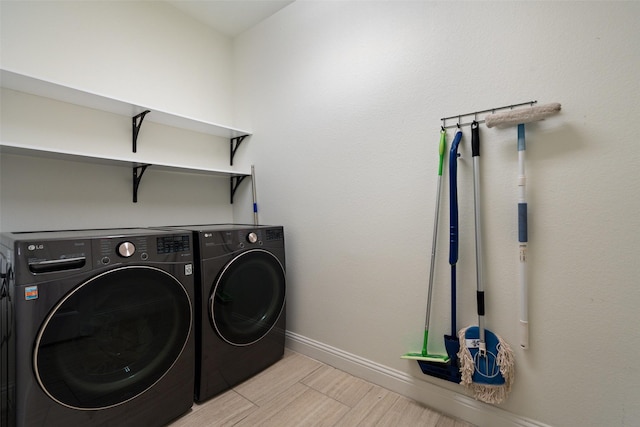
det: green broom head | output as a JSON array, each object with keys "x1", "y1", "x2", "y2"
[
  {"x1": 402, "y1": 330, "x2": 450, "y2": 363},
  {"x1": 457, "y1": 326, "x2": 515, "y2": 404}
]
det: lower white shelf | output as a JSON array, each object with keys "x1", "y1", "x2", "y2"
[{"x1": 0, "y1": 142, "x2": 251, "y2": 203}]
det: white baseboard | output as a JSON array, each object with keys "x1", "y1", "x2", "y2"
[{"x1": 285, "y1": 331, "x2": 549, "y2": 427}]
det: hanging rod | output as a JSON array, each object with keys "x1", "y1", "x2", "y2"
[{"x1": 441, "y1": 100, "x2": 537, "y2": 129}]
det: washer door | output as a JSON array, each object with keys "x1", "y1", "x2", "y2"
[
  {"x1": 210, "y1": 249, "x2": 285, "y2": 346},
  {"x1": 34, "y1": 266, "x2": 192, "y2": 410}
]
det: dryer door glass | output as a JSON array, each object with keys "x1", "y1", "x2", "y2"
[
  {"x1": 34, "y1": 266, "x2": 192, "y2": 410},
  {"x1": 211, "y1": 249, "x2": 285, "y2": 346}
]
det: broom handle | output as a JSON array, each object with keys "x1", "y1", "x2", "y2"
[{"x1": 518, "y1": 124, "x2": 529, "y2": 349}]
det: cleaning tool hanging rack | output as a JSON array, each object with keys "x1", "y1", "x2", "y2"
[{"x1": 441, "y1": 101, "x2": 537, "y2": 129}]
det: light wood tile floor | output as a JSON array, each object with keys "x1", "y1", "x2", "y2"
[{"x1": 168, "y1": 349, "x2": 474, "y2": 427}]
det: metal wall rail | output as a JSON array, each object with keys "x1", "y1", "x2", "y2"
[{"x1": 441, "y1": 100, "x2": 537, "y2": 129}]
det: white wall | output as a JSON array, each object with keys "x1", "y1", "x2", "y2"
[
  {"x1": 0, "y1": 0, "x2": 233, "y2": 123},
  {"x1": 233, "y1": 2, "x2": 640, "y2": 426},
  {"x1": 2, "y1": 1, "x2": 639, "y2": 426},
  {"x1": 0, "y1": 1, "x2": 247, "y2": 231}
]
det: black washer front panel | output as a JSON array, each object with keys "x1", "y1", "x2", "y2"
[{"x1": 34, "y1": 266, "x2": 192, "y2": 410}]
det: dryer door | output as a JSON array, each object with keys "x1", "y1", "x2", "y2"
[
  {"x1": 210, "y1": 249, "x2": 285, "y2": 346},
  {"x1": 33, "y1": 266, "x2": 192, "y2": 410}
]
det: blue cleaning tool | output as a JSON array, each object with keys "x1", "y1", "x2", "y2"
[
  {"x1": 441, "y1": 129, "x2": 463, "y2": 381},
  {"x1": 419, "y1": 129, "x2": 463, "y2": 383}
]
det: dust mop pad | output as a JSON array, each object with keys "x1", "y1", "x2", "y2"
[
  {"x1": 457, "y1": 326, "x2": 515, "y2": 404},
  {"x1": 485, "y1": 103, "x2": 561, "y2": 128}
]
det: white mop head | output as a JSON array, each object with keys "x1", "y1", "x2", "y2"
[
  {"x1": 485, "y1": 102, "x2": 561, "y2": 128},
  {"x1": 457, "y1": 326, "x2": 515, "y2": 404}
]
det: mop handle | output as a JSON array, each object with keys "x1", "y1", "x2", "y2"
[
  {"x1": 472, "y1": 122, "x2": 486, "y2": 346},
  {"x1": 518, "y1": 124, "x2": 529, "y2": 349}
]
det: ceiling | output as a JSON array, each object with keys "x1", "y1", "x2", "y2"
[{"x1": 166, "y1": 1, "x2": 295, "y2": 37}]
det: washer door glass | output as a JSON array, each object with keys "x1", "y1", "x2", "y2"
[
  {"x1": 211, "y1": 249, "x2": 285, "y2": 346},
  {"x1": 34, "y1": 266, "x2": 191, "y2": 410}
]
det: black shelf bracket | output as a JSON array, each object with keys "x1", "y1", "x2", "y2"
[
  {"x1": 229, "y1": 175, "x2": 248, "y2": 204},
  {"x1": 133, "y1": 164, "x2": 151, "y2": 203},
  {"x1": 230, "y1": 135, "x2": 249, "y2": 166},
  {"x1": 132, "y1": 110, "x2": 151, "y2": 153}
]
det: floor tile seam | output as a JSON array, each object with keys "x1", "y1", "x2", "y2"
[
  {"x1": 357, "y1": 393, "x2": 403, "y2": 427},
  {"x1": 230, "y1": 359, "x2": 319, "y2": 404},
  {"x1": 236, "y1": 383, "x2": 349, "y2": 427},
  {"x1": 302, "y1": 372, "x2": 378, "y2": 407},
  {"x1": 194, "y1": 390, "x2": 258, "y2": 427},
  {"x1": 377, "y1": 397, "x2": 445, "y2": 427},
  {"x1": 291, "y1": 365, "x2": 328, "y2": 395},
  {"x1": 232, "y1": 389, "x2": 260, "y2": 413},
  {"x1": 242, "y1": 379, "x2": 317, "y2": 410},
  {"x1": 284, "y1": 377, "x2": 357, "y2": 418},
  {"x1": 299, "y1": 363, "x2": 383, "y2": 407},
  {"x1": 331, "y1": 404, "x2": 355, "y2": 427},
  {"x1": 316, "y1": 385, "x2": 357, "y2": 410},
  {"x1": 331, "y1": 391, "x2": 401, "y2": 427},
  {"x1": 307, "y1": 390, "x2": 355, "y2": 427},
  {"x1": 227, "y1": 405, "x2": 257, "y2": 427},
  {"x1": 227, "y1": 385, "x2": 311, "y2": 427},
  {"x1": 230, "y1": 386, "x2": 261, "y2": 407},
  {"x1": 326, "y1": 383, "x2": 376, "y2": 409}
]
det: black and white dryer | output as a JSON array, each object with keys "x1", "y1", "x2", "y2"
[
  {"x1": 0, "y1": 228, "x2": 195, "y2": 427},
  {"x1": 169, "y1": 224, "x2": 286, "y2": 402}
]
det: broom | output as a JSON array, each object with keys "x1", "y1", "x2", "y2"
[{"x1": 457, "y1": 122, "x2": 515, "y2": 404}]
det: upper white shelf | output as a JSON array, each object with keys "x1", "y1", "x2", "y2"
[{"x1": 0, "y1": 69, "x2": 252, "y2": 139}]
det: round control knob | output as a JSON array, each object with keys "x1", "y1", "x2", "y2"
[
  {"x1": 247, "y1": 232, "x2": 258, "y2": 244},
  {"x1": 117, "y1": 241, "x2": 136, "y2": 258}
]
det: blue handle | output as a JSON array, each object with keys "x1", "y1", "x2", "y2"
[
  {"x1": 449, "y1": 130, "x2": 463, "y2": 265},
  {"x1": 517, "y1": 123, "x2": 528, "y2": 243},
  {"x1": 518, "y1": 203, "x2": 528, "y2": 242},
  {"x1": 518, "y1": 123, "x2": 526, "y2": 151}
]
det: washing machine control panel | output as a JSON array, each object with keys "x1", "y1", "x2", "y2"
[
  {"x1": 157, "y1": 235, "x2": 191, "y2": 254},
  {"x1": 117, "y1": 241, "x2": 136, "y2": 257},
  {"x1": 265, "y1": 228, "x2": 284, "y2": 241}
]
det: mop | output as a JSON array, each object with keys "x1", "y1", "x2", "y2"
[
  {"x1": 485, "y1": 102, "x2": 561, "y2": 349},
  {"x1": 403, "y1": 130, "x2": 450, "y2": 366},
  {"x1": 458, "y1": 122, "x2": 515, "y2": 404}
]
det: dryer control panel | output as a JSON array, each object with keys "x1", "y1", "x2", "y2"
[{"x1": 195, "y1": 225, "x2": 284, "y2": 258}]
